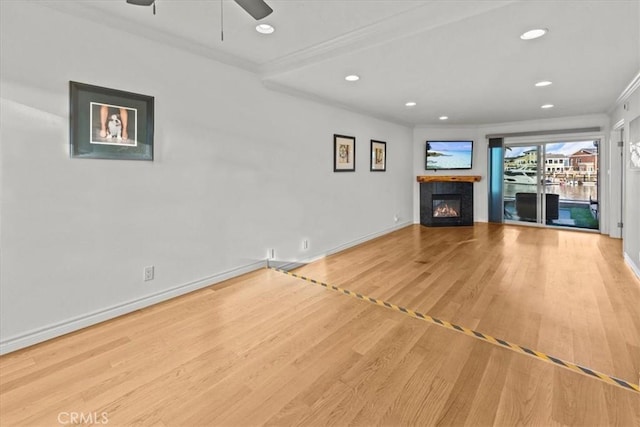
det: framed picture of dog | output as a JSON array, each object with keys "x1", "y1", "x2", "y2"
[
  {"x1": 370, "y1": 140, "x2": 386, "y2": 171},
  {"x1": 70, "y1": 81, "x2": 154, "y2": 160},
  {"x1": 333, "y1": 134, "x2": 356, "y2": 172}
]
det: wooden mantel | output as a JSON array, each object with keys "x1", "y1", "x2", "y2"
[{"x1": 416, "y1": 175, "x2": 481, "y2": 183}]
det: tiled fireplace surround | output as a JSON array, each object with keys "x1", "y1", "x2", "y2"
[{"x1": 417, "y1": 176, "x2": 481, "y2": 227}]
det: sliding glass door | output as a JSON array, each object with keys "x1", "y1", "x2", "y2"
[
  {"x1": 503, "y1": 145, "x2": 544, "y2": 224},
  {"x1": 503, "y1": 141, "x2": 599, "y2": 230}
]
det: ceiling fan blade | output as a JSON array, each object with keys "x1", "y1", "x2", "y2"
[
  {"x1": 126, "y1": 0, "x2": 155, "y2": 6},
  {"x1": 234, "y1": 0, "x2": 273, "y2": 20}
]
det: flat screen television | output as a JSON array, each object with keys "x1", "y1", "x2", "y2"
[{"x1": 425, "y1": 140, "x2": 473, "y2": 170}]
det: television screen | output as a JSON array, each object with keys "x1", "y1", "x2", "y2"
[{"x1": 425, "y1": 140, "x2": 473, "y2": 170}]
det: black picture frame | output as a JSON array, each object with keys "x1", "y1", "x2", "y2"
[
  {"x1": 370, "y1": 140, "x2": 386, "y2": 171},
  {"x1": 333, "y1": 134, "x2": 356, "y2": 172},
  {"x1": 70, "y1": 81, "x2": 154, "y2": 160}
]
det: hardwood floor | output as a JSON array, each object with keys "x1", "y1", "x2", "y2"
[{"x1": 1, "y1": 224, "x2": 639, "y2": 426}]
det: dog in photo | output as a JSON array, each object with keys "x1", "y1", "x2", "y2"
[{"x1": 107, "y1": 114, "x2": 123, "y2": 140}]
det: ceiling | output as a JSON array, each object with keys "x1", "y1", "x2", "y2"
[{"x1": 48, "y1": 0, "x2": 639, "y2": 126}]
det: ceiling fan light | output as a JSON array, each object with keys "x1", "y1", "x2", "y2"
[{"x1": 256, "y1": 24, "x2": 275, "y2": 34}]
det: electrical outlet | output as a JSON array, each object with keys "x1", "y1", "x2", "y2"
[
  {"x1": 302, "y1": 239, "x2": 309, "y2": 250},
  {"x1": 394, "y1": 213, "x2": 400, "y2": 223},
  {"x1": 144, "y1": 266, "x2": 154, "y2": 281}
]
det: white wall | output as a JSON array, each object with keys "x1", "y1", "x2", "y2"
[
  {"x1": 412, "y1": 126, "x2": 482, "y2": 223},
  {"x1": 610, "y1": 83, "x2": 640, "y2": 279},
  {"x1": 0, "y1": 2, "x2": 414, "y2": 353}
]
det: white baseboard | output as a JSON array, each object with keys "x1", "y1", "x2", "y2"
[
  {"x1": 0, "y1": 222, "x2": 414, "y2": 355},
  {"x1": 324, "y1": 220, "x2": 413, "y2": 257},
  {"x1": 624, "y1": 252, "x2": 640, "y2": 281},
  {"x1": 284, "y1": 221, "x2": 415, "y2": 270},
  {"x1": 0, "y1": 260, "x2": 266, "y2": 355},
  {"x1": 269, "y1": 261, "x2": 307, "y2": 271}
]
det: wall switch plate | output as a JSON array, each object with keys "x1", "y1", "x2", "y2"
[{"x1": 144, "y1": 266, "x2": 154, "y2": 281}]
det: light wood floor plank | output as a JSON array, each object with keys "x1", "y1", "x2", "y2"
[
  {"x1": 1, "y1": 224, "x2": 639, "y2": 426},
  {"x1": 294, "y1": 224, "x2": 640, "y2": 383}
]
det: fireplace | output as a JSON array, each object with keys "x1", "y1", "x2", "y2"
[
  {"x1": 432, "y1": 194, "x2": 461, "y2": 220},
  {"x1": 420, "y1": 180, "x2": 474, "y2": 226}
]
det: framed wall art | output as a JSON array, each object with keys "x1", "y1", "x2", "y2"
[
  {"x1": 70, "y1": 81, "x2": 154, "y2": 160},
  {"x1": 370, "y1": 140, "x2": 386, "y2": 171},
  {"x1": 333, "y1": 134, "x2": 356, "y2": 172}
]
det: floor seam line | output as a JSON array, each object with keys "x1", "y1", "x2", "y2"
[{"x1": 268, "y1": 267, "x2": 639, "y2": 394}]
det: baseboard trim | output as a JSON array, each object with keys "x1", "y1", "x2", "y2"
[
  {"x1": 325, "y1": 221, "x2": 413, "y2": 256},
  {"x1": 0, "y1": 260, "x2": 267, "y2": 355},
  {"x1": 624, "y1": 252, "x2": 640, "y2": 281},
  {"x1": 270, "y1": 261, "x2": 307, "y2": 271},
  {"x1": 271, "y1": 221, "x2": 413, "y2": 273},
  {"x1": 0, "y1": 222, "x2": 414, "y2": 355}
]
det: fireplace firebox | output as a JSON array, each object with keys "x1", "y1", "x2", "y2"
[
  {"x1": 432, "y1": 194, "x2": 462, "y2": 219},
  {"x1": 420, "y1": 181, "x2": 473, "y2": 226}
]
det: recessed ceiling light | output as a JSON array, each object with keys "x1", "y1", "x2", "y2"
[
  {"x1": 439, "y1": 116, "x2": 449, "y2": 120},
  {"x1": 405, "y1": 101, "x2": 417, "y2": 107},
  {"x1": 256, "y1": 24, "x2": 275, "y2": 34},
  {"x1": 541, "y1": 104, "x2": 554, "y2": 109},
  {"x1": 535, "y1": 80, "x2": 553, "y2": 87},
  {"x1": 345, "y1": 74, "x2": 360, "y2": 82},
  {"x1": 520, "y1": 28, "x2": 548, "y2": 40}
]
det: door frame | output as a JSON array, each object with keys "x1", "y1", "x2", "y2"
[{"x1": 609, "y1": 122, "x2": 624, "y2": 238}]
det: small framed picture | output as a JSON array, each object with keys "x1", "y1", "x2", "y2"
[
  {"x1": 70, "y1": 81, "x2": 154, "y2": 160},
  {"x1": 334, "y1": 134, "x2": 356, "y2": 172},
  {"x1": 370, "y1": 140, "x2": 386, "y2": 171}
]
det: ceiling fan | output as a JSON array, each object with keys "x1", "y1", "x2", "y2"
[{"x1": 125, "y1": 0, "x2": 273, "y2": 20}]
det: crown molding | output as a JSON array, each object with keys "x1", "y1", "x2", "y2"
[
  {"x1": 476, "y1": 113, "x2": 610, "y2": 130},
  {"x1": 609, "y1": 70, "x2": 640, "y2": 114},
  {"x1": 613, "y1": 119, "x2": 625, "y2": 130},
  {"x1": 259, "y1": 0, "x2": 518, "y2": 79},
  {"x1": 413, "y1": 124, "x2": 479, "y2": 131}
]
